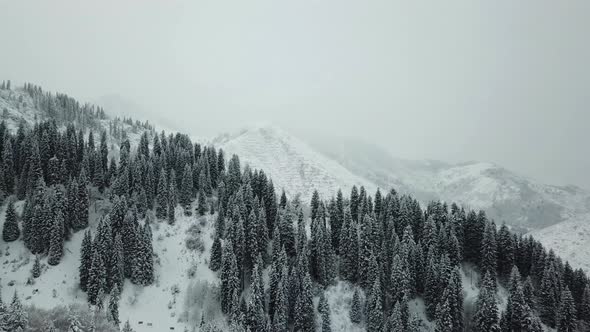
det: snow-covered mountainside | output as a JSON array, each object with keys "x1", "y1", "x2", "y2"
[
  {"x1": 214, "y1": 125, "x2": 590, "y2": 273},
  {"x1": 212, "y1": 125, "x2": 377, "y2": 202},
  {"x1": 529, "y1": 213, "x2": 590, "y2": 273},
  {"x1": 306, "y1": 135, "x2": 590, "y2": 231},
  {"x1": 0, "y1": 86, "x2": 153, "y2": 158},
  {"x1": 214, "y1": 125, "x2": 590, "y2": 231}
]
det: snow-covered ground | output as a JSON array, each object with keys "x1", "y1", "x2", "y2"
[
  {"x1": 0, "y1": 198, "x2": 219, "y2": 332},
  {"x1": 212, "y1": 124, "x2": 378, "y2": 202},
  {"x1": 529, "y1": 213, "x2": 590, "y2": 273}
]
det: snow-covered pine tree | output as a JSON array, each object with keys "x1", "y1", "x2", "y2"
[
  {"x1": 209, "y1": 232, "x2": 222, "y2": 271},
  {"x1": 473, "y1": 272, "x2": 499, "y2": 332},
  {"x1": 339, "y1": 207, "x2": 359, "y2": 282},
  {"x1": 256, "y1": 206, "x2": 269, "y2": 263},
  {"x1": 496, "y1": 223, "x2": 515, "y2": 282},
  {"x1": 366, "y1": 278, "x2": 383, "y2": 332},
  {"x1": 350, "y1": 185, "x2": 359, "y2": 222},
  {"x1": 448, "y1": 267, "x2": 464, "y2": 332},
  {"x1": 385, "y1": 301, "x2": 404, "y2": 332},
  {"x1": 75, "y1": 176, "x2": 89, "y2": 230},
  {"x1": 197, "y1": 187, "x2": 207, "y2": 216},
  {"x1": 580, "y1": 285, "x2": 590, "y2": 324},
  {"x1": 31, "y1": 255, "x2": 41, "y2": 278},
  {"x1": 555, "y1": 287, "x2": 577, "y2": 332},
  {"x1": 79, "y1": 230, "x2": 93, "y2": 292},
  {"x1": 87, "y1": 246, "x2": 106, "y2": 305},
  {"x1": 121, "y1": 320, "x2": 134, "y2": 332},
  {"x1": 167, "y1": 176, "x2": 177, "y2": 224},
  {"x1": 502, "y1": 266, "x2": 539, "y2": 332},
  {"x1": 318, "y1": 292, "x2": 331, "y2": 332},
  {"x1": 294, "y1": 272, "x2": 315, "y2": 332},
  {"x1": 246, "y1": 264, "x2": 266, "y2": 332},
  {"x1": 108, "y1": 284, "x2": 121, "y2": 326},
  {"x1": 2, "y1": 199, "x2": 19, "y2": 242},
  {"x1": 156, "y1": 170, "x2": 168, "y2": 219},
  {"x1": 389, "y1": 253, "x2": 413, "y2": 306},
  {"x1": 6, "y1": 291, "x2": 27, "y2": 331},
  {"x1": 221, "y1": 240, "x2": 240, "y2": 315},
  {"x1": 272, "y1": 275, "x2": 288, "y2": 332},
  {"x1": 112, "y1": 233, "x2": 125, "y2": 290},
  {"x1": 480, "y1": 222, "x2": 498, "y2": 288},
  {"x1": 350, "y1": 287, "x2": 362, "y2": 324},
  {"x1": 523, "y1": 276, "x2": 536, "y2": 310},
  {"x1": 539, "y1": 260, "x2": 560, "y2": 327},
  {"x1": 435, "y1": 298, "x2": 453, "y2": 332},
  {"x1": 180, "y1": 164, "x2": 193, "y2": 216},
  {"x1": 3, "y1": 139, "x2": 15, "y2": 195},
  {"x1": 142, "y1": 222, "x2": 154, "y2": 285},
  {"x1": 47, "y1": 209, "x2": 65, "y2": 265}
]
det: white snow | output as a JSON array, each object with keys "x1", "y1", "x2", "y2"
[
  {"x1": 0, "y1": 199, "x2": 219, "y2": 332},
  {"x1": 212, "y1": 124, "x2": 378, "y2": 202}
]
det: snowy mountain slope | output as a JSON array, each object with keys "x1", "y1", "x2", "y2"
[
  {"x1": 214, "y1": 126, "x2": 590, "y2": 274},
  {"x1": 0, "y1": 199, "x2": 220, "y2": 332},
  {"x1": 212, "y1": 124, "x2": 378, "y2": 202},
  {"x1": 0, "y1": 87, "x2": 153, "y2": 161},
  {"x1": 529, "y1": 214, "x2": 590, "y2": 273},
  {"x1": 306, "y1": 135, "x2": 590, "y2": 231}
]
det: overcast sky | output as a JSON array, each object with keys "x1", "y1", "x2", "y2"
[{"x1": 1, "y1": 0, "x2": 589, "y2": 188}]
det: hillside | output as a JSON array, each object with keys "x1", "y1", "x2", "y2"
[
  {"x1": 211, "y1": 124, "x2": 377, "y2": 202},
  {"x1": 307, "y1": 135, "x2": 590, "y2": 231},
  {"x1": 0, "y1": 82, "x2": 588, "y2": 332}
]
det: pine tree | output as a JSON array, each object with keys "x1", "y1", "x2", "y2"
[
  {"x1": 294, "y1": 272, "x2": 315, "y2": 332},
  {"x1": 502, "y1": 266, "x2": 539, "y2": 332},
  {"x1": 31, "y1": 255, "x2": 41, "y2": 278},
  {"x1": 121, "y1": 320, "x2": 134, "y2": 332},
  {"x1": 318, "y1": 292, "x2": 331, "y2": 332},
  {"x1": 273, "y1": 275, "x2": 288, "y2": 332},
  {"x1": 87, "y1": 247, "x2": 106, "y2": 305},
  {"x1": 350, "y1": 287, "x2": 362, "y2": 324},
  {"x1": 209, "y1": 232, "x2": 222, "y2": 271},
  {"x1": 76, "y1": 178, "x2": 89, "y2": 230},
  {"x1": 167, "y1": 178, "x2": 177, "y2": 224},
  {"x1": 2, "y1": 199, "x2": 19, "y2": 242},
  {"x1": 79, "y1": 230, "x2": 93, "y2": 292},
  {"x1": 6, "y1": 291, "x2": 27, "y2": 331},
  {"x1": 180, "y1": 164, "x2": 193, "y2": 216},
  {"x1": 339, "y1": 208, "x2": 359, "y2": 282},
  {"x1": 435, "y1": 298, "x2": 453, "y2": 332},
  {"x1": 385, "y1": 301, "x2": 404, "y2": 332},
  {"x1": 107, "y1": 233, "x2": 123, "y2": 291},
  {"x1": 367, "y1": 278, "x2": 383, "y2": 332},
  {"x1": 221, "y1": 240, "x2": 240, "y2": 315},
  {"x1": 246, "y1": 263, "x2": 266, "y2": 332},
  {"x1": 496, "y1": 223, "x2": 515, "y2": 281},
  {"x1": 47, "y1": 209, "x2": 65, "y2": 265},
  {"x1": 156, "y1": 170, "x2": 168, "y2": 219},
  {"x1": 473, "y1": 272, "x2": 499, "y2": 332},
  {"x1": 556, "y1": 287, "x2": 577, "y2": 332},
  {"x1": 109, "y1": 285, "x2": 121, "y2": 326},
  {"x1": 197, "y1": 188, "x2": 207, "y2": 216},
  {"x1": 539, "y1": 261, "x2": 560, "y2": 327},
  {"x1": 480, "y1": 222, "x2": 497, "y2": 287},
  {"x1": 579, "y1": 285, "x2": 590, "y2": 323},
  {"x1": 448, "y1": 267, "x2": 464, "y2": 332},
  {"x1": 523, "y1": 276, "x2": 536, "y2": 310}
]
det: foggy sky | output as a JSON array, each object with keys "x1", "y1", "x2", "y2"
[{"x1": 1, "y1": 0, "x2": 589, "y2": 189}]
